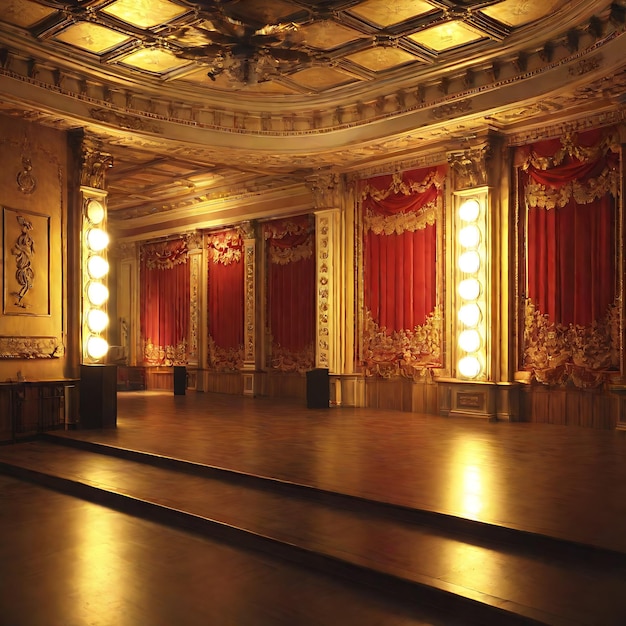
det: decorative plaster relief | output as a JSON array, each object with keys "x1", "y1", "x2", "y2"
[
  {"x1": 3, "y1": 207, "x2": 49, "y2": 315},
  {"x1": 0, "y1": 335, "x2": 63, "y2": 359},
  {"x1": 16, "y1": 156, "x2": 36, "y2": 194}
]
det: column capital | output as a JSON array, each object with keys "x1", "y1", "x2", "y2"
[{"x1": 306, "y1": 171, "x2": 343, "y2": 210}]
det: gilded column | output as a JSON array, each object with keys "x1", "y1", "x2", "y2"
[
  {"x1": 446, "y1": 132, "x2": 518, "y2": 420},
  {"x1": 186, "y1": 232, "x2": 203, "y2": 388},
  {"x1": 79, "y1": 139, "x2": 113, "y2": 364},
  {"x1": 112, "y1": 241, "x2": 138, "y2": 366},
  {"x1": 307, "y1": 172, "x2": 347, "y2": 403},
  {"x1": 241, "y1": 220, "x2": 262, "y2": 396}
]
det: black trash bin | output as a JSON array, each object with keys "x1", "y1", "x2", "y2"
[
  {"x1": 306, "y1": 368, "x2": 329, "y2": 409},
  {"x1": 173, "y1": 366, "x2": 186, "y2": 396}
]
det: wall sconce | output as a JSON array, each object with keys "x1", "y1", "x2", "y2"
[
  {"x1": 454, "y1": 192, "x2": 488, "y2": 380},
  {"x1": 82, "y1": 197, "x2": 110, "y2": 362}
]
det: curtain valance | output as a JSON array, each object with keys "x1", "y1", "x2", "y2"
[
  {"x1": 361, "y1": 166, "x2": 445, "y2": 235},
  {"x1": 140, "y1": 238, "x2": 188, "y2": 270},
  {"x1": 206, "y1": 229, "x2": 242, "y2": 265},
  {"x1": 264, "y1": 215, "x2": 314, "y2": 265},
  {"x1": 516, "y1": 128, "x2": 619, "y2": 209}
]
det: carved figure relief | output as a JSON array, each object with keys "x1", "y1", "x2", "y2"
[
  {"x1": 3, "y1": 207, "x2": 50, "y2": 316},
  {"x1": 11, "y1": 215, "x2": 35, "y2": 308}
]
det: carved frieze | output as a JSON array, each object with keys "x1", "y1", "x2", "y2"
[{"x1": 0, "y1": 336, "x2": 64, "y2": 359}]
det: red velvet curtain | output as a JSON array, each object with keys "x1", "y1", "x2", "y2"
[
  {"x1": 207, "y1": 229, "x2": 244, "y2": 370},
  {"x1": 264, "y1": 215, "x2": 315, "y2": 372},
  {"x1": 140, "y1": 239, "x2": 190, "y2": 365},
  {"x1": 518, "y1": 127, "x2": 620, "y2": 386},
  {"x1": 360, "y1": 166, "x2": 445, "y2": 377}
]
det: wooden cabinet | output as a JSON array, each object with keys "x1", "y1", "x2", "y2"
[
  {"x1": 80, "y1": 364, "x2": 117, "y2": 429},
  {"x1": 0, "y1": 379, "x2": 77, "y2": 442}
]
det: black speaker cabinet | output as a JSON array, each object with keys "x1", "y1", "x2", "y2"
[
  {"x1": 174, "y1": 366, "x2": 187, "y2": 395},
  {"x1": 80, "y1": 364, "x2": 117, "y2": 429},
  {"x1": 306, "y1": 368, "x2": 330, "y2": 409}
]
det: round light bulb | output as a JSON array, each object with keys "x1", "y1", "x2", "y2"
[
  {"x1": 458, "y1": 329, "x2": 481, "y2": 353},
  {"x1": 87, "y1": 255, "x2": 109, "y2": 279},
  {"x1": 458, "y1": 225, "x2": 480, "y2": 248},
  {"x1": 86, "y1": 335, "x2": 109, "y2": 360},
  {"x1": 458, "y1": 355, "x2": 481, "y2": 379},
  {"x1": 459, "y1": 199, "x2": 480, "y2": 222},
  {"x1": 458, "y1": 278, "x2": 480, "y2": 300},
  {"x1": 458, "y1": 250, "x2": 480, "y2": 274},
  {"x1": 87, "y1": 228, "x2": 109, "y2": 252},
  {"x1": 87, "y1": 281, "x2": 109, "y2": 306},
  {"x1": 86, "y1": 199, "x2": 105, "y2": 225},
  {"x1": 87, "y1": 308, "x2": 109, "y2": 333},
  {"x1": 458, "y1": 303, "x2": 481, "y2": 327}
]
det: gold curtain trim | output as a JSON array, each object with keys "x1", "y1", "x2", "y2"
[
  {"x1": 269, "y1": 241, "x2": 313, "y2": 265},
  {"x1": 519, "y1": 130, "x2": 620, "y2": 170},
  {"x1": 263, "y1": 217, "x2": 313, "y2": 240},
  {"x1": 361, "y1": 169, "x2": 443, "y2": 201},
  {"x1": 523, "y1": 298, "x2": 619, "y2": 388},
  {"x1": 207, "y1": 336, "x2": 243, "y2": 371},
  {"x1": 270, "y1": 342, "x2": 315, "y2": 373},
  {"x1": 361, "y1": 306, "x2": 442, "y2": 378},
  {"x1": 206, "y1": 231, "x2": 242, "y2": 266},
  {"x1": 141, "y1": 241, "x2": 189, "y2": 270},
  {"x1": 525, "y1": 168, "x2": 618, "y2": 209},
  {"x1": 142, "y1": 338, "x2": 187, "y2": 366},
  {"x1": 364, "y1": 201, "x2": 437, "y2": 234}
]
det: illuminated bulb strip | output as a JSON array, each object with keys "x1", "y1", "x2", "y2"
[{"x1": 456, "y1": 196, "x2": 484, "y2": 380}]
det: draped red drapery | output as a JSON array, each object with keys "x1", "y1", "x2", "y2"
[
  {"x1": 264, "y1": 216, "x2": 315, "y2": 372},
  {"x1": 140, "y1": 239, "x2": 190, "y2": 365},
  {"x1": 206, "y1": 229, "x2": 244, "y2": 370},
  {"x1": 518, "y1": 127, "x2": 620, "y2": 386},
  {"x1": 360, "y1": 166, "x2": 445, "y2": 377}
]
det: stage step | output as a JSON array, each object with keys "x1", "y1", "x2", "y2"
[{"x1": 1, "y1": 438, "x2": 625, "y2": 626}]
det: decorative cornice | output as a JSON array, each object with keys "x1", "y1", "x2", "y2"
[{"x1": 0, "y1": 19, "x2": 623, "y2": 140}]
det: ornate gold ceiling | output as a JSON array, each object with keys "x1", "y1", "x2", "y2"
[
  {"x1": 0, "y1": 0, "x2": 625, "y2": 239},
  {"x1": 0, "y1": 0, "x2": 587, "y2": 94}
]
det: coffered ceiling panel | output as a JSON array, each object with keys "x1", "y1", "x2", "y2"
[
  {"x1": 53, "y1": 23, "x2": 131, "y2": 54},
  {"x1": 347, "y1": 0, "x2": 436, "y2": 27},
  {"x1": 409, "y1": 21, "x2": 484, "y2": 52},
  {"x1": 2, "y1": 1, "x2": 56, "y2": 28},
  {"x1": 101, "y1": 0, "x2": 188, "y2": 28}
]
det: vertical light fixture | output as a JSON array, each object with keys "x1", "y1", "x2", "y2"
[
  {"x1": 454, "y1": 190, "x2": 488, "y2": 380},
  {"x1": 82, "y1": 196, "x2": 110, "y2": 362}
]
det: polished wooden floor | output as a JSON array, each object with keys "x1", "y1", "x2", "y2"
[{"x1": 2, "y1": 390, "x2": 626, "y2": 625}]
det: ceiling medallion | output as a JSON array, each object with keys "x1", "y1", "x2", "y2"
[
  {"x1": 16, "y1": 156, "x2": 36, "y2": 194},
  {"x1": 166, "y1": 6, "x2": 324, "y2": 86}
]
